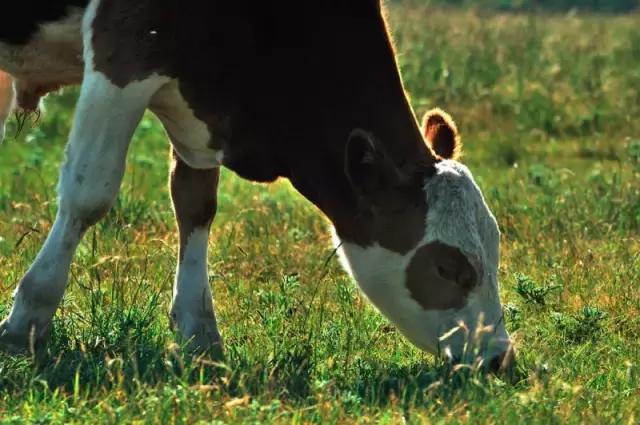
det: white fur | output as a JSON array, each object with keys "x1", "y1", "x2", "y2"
[
  {"x1": 81, "y1": 0, "x2": 100, "y2": 66},
  {"x1": 335, "y1": 237, "x2": 450, "y2": 353},
  {"x1": 149, "y1": 78, "x2": 223, "y2": 350},
  {"x1": 2, "y1": 0, "x2": 223, "y2": 351},
  {"x1": 336, "y1": 160, "x2": 510, "y2": 360},
  {"x1": 1, "y1": 0, "x2": 170, "y2": 343},
  {"x1": 151, "y1": 80, "x2": 225, "y2": 347},
  {"x1": 170, "y1": 227, "x2": 220, "y2": 347},
  {"x1": 149, "y1": 80, "x2": 224, "y2": 349},
  {"x1": 422, "y1": 160, "x2": 508, "y2": 358},
  {"x1": 150, "y1": 81, "x2": 224, "y2": 170}
]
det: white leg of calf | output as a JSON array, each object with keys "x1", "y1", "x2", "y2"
[
  {"x1": 0, "y1": 71, "x2": 15, "y2": 142},
  {"x1": 171, "y1": 227, "x2": 221, "y2": 354},
  {"x1": 0, "y1": 71, "x2": 167, "y2": 352},
  {"x1": 167, "y1": 156, "x2": 221, "y2": 355}
]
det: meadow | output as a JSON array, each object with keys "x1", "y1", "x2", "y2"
[{"x1": 0, "y1": 4, "x2": 639, "y2": 424}]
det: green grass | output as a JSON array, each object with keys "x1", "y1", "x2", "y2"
[{"x1": 1, "y1": 5, "x2": 639, "y2": 424}]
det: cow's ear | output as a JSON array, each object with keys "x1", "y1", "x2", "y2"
[
  {"x1": 345, "y1": 129, "x2": 400, "y2": 199},
  {"x1": 422, "y1": 108, "x2": 461, "y2": 160}
]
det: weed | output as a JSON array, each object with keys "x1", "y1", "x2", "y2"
[
  {"x1": 552, "y1": 306, "x2": 608, "y2": 343},
  {"x1": 514, "y1": 274, "x2": 562, "y2": 306}
]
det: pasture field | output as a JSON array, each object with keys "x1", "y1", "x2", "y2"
[{"x1": 0, "y1": 5, "x2": 639, "y2": 424}]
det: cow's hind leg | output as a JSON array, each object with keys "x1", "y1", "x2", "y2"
[
  {"x1": 169, "y1": 151, "x2": 222, "y2": 356},
  {"x1": 0, "y1": 71, "x2": 167, "y2": 353}
]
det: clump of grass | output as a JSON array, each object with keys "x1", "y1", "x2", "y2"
[
  {"x1": 503, "y1": 303, "x2": 523, "y2": 331},
  {"x1": 514, "y1": 274, "x2": 562, "y2": 306},
  {"x1": 629, "y1": 139, "x2": 640, "y2": 165},
  {"x1": 552, "y1": 306, "x2": 608, "y2": 343}
]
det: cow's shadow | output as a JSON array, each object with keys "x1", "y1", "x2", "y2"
[{"x1": 0, "y1": 336, "x2": 526, "y2": 408}]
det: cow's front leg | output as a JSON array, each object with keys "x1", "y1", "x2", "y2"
[
  {"x1": 0, "y1": 71, "x2": 166, "y2": 353},
  {"x1": 169, "y1": 151, "x2": 222, "y2": 356}
]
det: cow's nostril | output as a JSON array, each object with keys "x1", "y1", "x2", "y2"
[
  {"x1": 488, "y1": 347, "x2": 516, "y2": 372},
  {"x1": 489, "y1": 354, "x2": 503, "y2": 372}
]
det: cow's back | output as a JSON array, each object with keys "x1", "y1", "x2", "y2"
[{"x1": 91, "y1": 0, "x2": 406, "y2": 182}]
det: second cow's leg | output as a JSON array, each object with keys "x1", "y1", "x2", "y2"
[
  {"x1": 0, "y1": 71, "x2": 14, "y2": 142},
  {"x1": 169, "y1": 151, "x2": 222, "y2": 355}
]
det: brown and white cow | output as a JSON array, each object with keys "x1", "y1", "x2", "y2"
[{"x1": 0, "y1": 0, "x2": 513, "y2": 370}]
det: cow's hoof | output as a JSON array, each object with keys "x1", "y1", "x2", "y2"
[
  {"x1": 182, "y1": 325, "x2": 224, "y2": 360},
  {"x1": 171, "y1": 311, "x2": 224, "y2": 360},
  {"x1": 187, "y1": 328, "x2": 224, "y2": 360},
  {"x1": 0, "y1": 318, "x2": 51, "y2": 357}
]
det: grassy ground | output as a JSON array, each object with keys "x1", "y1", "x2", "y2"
[{"x1": 0, "y1": 5, "x2": 639, "y2": 424}]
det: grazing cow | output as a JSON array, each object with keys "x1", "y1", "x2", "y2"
[{"x1": 0, "y1": 0, "x2": 514, "y2": 370}]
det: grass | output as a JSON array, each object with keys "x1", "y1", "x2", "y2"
[{"x1": 0, "y1": 5, "x2": 639, "y2": 424}]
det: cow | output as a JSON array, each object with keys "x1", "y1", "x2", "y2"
[{"x1": 0, "y1": 0, "x2": 514, "y2": 371}]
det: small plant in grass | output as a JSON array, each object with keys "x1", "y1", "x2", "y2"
[
  {"x1": 502, "y1": 303, "x2": 523, "y2": 331},
  {"x1": 629, "y1": 139, "x2": 640, "y2": 165},
  {"x1": 514, "y1": 274, "x2": 562, "y2": 306},
  {"x1": 527, "y1": 164, "x2": 558, "y2": 190},
  {"x1": 552, "y1": 306, "x2": 608, "y2": 343}
]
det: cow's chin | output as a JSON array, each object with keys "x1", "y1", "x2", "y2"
[
  {"x1": 15, "y1": 82, "x2": 61, "y2": 113},
  {"x1": 9, "y1": 81, "x2": 67, "y2": 133}
]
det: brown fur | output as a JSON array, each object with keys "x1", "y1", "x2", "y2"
[
  {"x1": 421, "y1": 108, "x2": 462, "y2": 160},
  {"x1": 344, "y1": 130, "x2": 429, "y2": 253},
  {"x1": 0, "y1": 71, "x2": 12, "y2": 108},
  {"x1": 170, "y1": 150, "x2": 219, "y2": 262},
  {"x1": 405, "y1": 241, "x2": 477, "y2": 310},
  {"x1": 0, "y1": 71, "x2": 14, "y2": 136},
  {"x1": 92, "y1": 0, "x2": 437, "y2": 253}
]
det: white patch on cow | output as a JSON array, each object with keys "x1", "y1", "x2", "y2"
[
  {"x1": 334, "y1": 235, "x2": 451, "y2": 353},
  {"x1": 3, "y1": 72, "x2": 167, "y2": 342},
  {"x1": 422, "y1": 160, "x2": 509, "y2": 357},
  {"x1": 175, "y1": 228, "x2": 211, "y2": 305},
  {"x1": 82, "y1": 0, "x2": 100, "y2": 65},
  {"x1": 150, "y1": 80, "x2": 224, "y2": 170},
  {"x1": 0, "y1": 8, "x2": 83, "y2": 86},
  {"x1": 0, "y1": 71, "x2": 14, "y2": 142},
  {"x1": 1, "y1": 3, "x2": 170, "y2": 344},
  {"x1": 333, "y1": 160, "x2": 510, "y2": 361},
  {"x1": 170, "y1": 227, "x2": 220, "y2": 346}
]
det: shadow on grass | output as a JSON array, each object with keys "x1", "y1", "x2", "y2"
[
  {"x1": 0, "y1": 314, "x2": 528, "y2": 410},
  {"x1": 0, "y1": 350, "x2": 528, "y2": 415}
]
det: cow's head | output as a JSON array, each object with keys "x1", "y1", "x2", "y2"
[
  {"x1": 0, "y1": 70, "x2": 67, "y2": 143},
  {"x1": 338, "y1": 109, "x2": 513, "y2": 371}
]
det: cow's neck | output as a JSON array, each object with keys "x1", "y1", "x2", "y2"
[
  {"x1": 285, "y1": 38, "x2": 434, "y2": 248},
  {"x1": 85, "y1": 0, "x2": 434, "y2": 247}
]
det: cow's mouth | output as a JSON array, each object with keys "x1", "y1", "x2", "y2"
[{"x1": 15, "y1": 81, "x2": 62, "y2": 112}]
